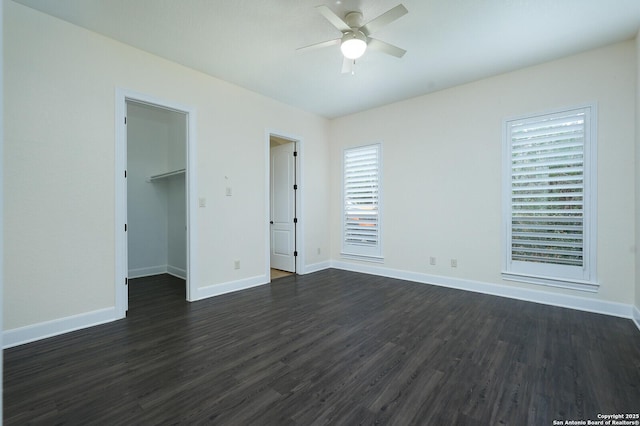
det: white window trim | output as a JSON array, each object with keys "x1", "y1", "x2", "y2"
[
  {"x1": 341, "y1": 143, "x2": 384, "y2": 262},
  {"x1": 501, "y1": 103, "x2": 598, "y2": 292}
]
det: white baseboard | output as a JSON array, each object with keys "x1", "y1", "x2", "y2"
[
  {"x1": 331, "y1": 261, "x2": 635, "y2": 320},
  {"x1": 302, "y1": 261, "x2": 331, "y2": 275},
  {"x1": 167, "y1": 265, "x2": 187, "y2": 280},
  {"x1": 128, "y1": 265, "x2": 167, "y2": 279},
  {"x1": 129, "y1": 265, "x2": 186, "y2": 280},
  {"x1": 3, "y1": 307, "x2": 119, "y2": 349},
  {"x1": 633, "y1": 306, "x2": 640, "y2": 332},
  {"x1": 192, "y1": 274, "x2": 269, "y2": 301}
]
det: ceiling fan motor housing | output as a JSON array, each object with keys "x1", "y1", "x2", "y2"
[
  {"x1": 342, "y1": 30, "x2": 366, "y2": 44},
  {"x1": 344, "y1": 11, "x2": 364, "y2": 28}
]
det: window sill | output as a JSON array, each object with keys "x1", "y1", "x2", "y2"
[
  {"x1": 340, "y1": 252, "x2": 384, "y2": 264},
  {"x1": 502, "y1": 272, "x2": 599, "y2": 293}
]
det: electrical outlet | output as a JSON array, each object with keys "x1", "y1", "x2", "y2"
[
  {"x1": 234, "y1": 260, "x2": 240, "y2": 270},
  {"x1": 429, "y1": 257, "x2": 436, "y2": 266},
  {"x1": 451, "y1": 259, "x2": 458, "y2": 268}
]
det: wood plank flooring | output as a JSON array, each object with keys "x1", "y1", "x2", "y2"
[
  {"x1": 4, "y1": 270, "x2": 640, "y2": 424},
  {"x1": 271, "y1": 268, "x2": 294, "y2": 280}
]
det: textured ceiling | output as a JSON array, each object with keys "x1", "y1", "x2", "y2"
[{"x1": 13, "y1": 0, "x2": 640, "y2": 118}]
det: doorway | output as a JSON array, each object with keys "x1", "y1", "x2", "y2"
[
  {"x1": 269, "y1": 133, "x2": 301, "y2": 280},
  {"x1": 126, "y1": 101, "x2": 186, "y2": 283},
  {"x1": 115, "y1": 89, "x2": 197, "y2": 317}
]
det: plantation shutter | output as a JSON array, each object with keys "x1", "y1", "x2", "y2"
[
  {"x1": 343, "y1": 144, "x2": 381, "y2": 257},
  {"x1": 506, "y1": 107, "x2": 593, "y2": 283}
]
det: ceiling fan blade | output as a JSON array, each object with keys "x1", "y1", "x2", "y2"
[
  {"x1": 341, "y1": 57, "x2": 354, "y2": 74},
  {"x1": 296, "y1": 38, "x2": 341, "y2": 53},
  {"x1": 361, "y1": 4, "x2": 408, "y2": 36},
  {"x1": 316, "y1": 5, "x2": 351, "y2": 32},
  {"x1": 367, "y1": 38, "x2": 407, "y2": 58}
]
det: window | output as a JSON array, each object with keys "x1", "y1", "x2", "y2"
[
  {"x1": 342, "y1": 143, "x2": 383, "y2": 261},
  {"x1": 502, "y1": 105, "x2": 597, "y2": 291}
]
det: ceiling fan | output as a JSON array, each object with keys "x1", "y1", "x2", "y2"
[{"x1": 297, "y1": 4, "x2": 408, "y2": 74}]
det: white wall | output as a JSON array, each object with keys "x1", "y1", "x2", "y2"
[
  {"x1": 3, "y1": 2, "x2": 330, "y2": 333},
  {"x1": 166, "y1": 110, "x2": 187, "y2": 276},
  {"x1": 167, "y1": 174, "x2": 186, "y2": 277},
  {"x1": 330, "y1": 40, "x2": 636, "y2": 308}
]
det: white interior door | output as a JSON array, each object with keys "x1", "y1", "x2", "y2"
[{"x1": 270, "y1": 142, "x2": 295, "y2": 272}]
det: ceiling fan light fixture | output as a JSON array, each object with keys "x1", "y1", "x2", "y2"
[{"x1": 340, "y1": 31, "x2": 367, "y2": 59}]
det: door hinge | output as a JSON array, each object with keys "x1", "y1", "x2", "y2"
[
  {"x1": 294, "y1": 251, "x2": 298, "y2": 257},
  {"x1": 124, "y1": 116, "x2": 127, "y2": 124},
  {"x1": 293, "y1": 151, "x2": 298, "y2": 157},
  {"x1": 293, "y1": 184, "x2": 298, "y2": 190},
  {"x1": 124, "y1": 170, "x2": 127, "y2": 178},
  {"x1": 293, "y1": 218, "x2": 298, "y2": 224},
  {"x1": 125, "y1": 277, "x2": 128, "y2": 286},
  {"x1": 125, "y1": 223, "x2": 127, "y2": 232}
]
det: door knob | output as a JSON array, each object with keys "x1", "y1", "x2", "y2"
[{"x1": 270, "y1": 221, "x2": 274, "y2": 224}]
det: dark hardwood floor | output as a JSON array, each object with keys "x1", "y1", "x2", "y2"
[{"x1": 4, "y1": 270, "x2": 640, "y2": 425}]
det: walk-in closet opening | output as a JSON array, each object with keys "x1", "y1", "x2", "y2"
[{"x1": 126, "y1": 100, "x2": 187, "y2": 306}]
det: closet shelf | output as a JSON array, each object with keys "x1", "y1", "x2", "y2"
[{"x1": 147, "y1": 168, "x2": 185, "y2": 182}]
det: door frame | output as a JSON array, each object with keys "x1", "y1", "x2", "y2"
[
  {"x1": 265, "y1": 130, "x2": 304, "y2": 279},
  {"x1": 115, "y1": 88, "x2": 198, "y2": 318}
]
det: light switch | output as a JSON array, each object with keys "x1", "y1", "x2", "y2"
[
  {"x1": 199, "y1": 197, "x2": 206, "y2": 207},
  {"x1": 226, "y1": 187, "x2": 232, "y2": 196}
]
